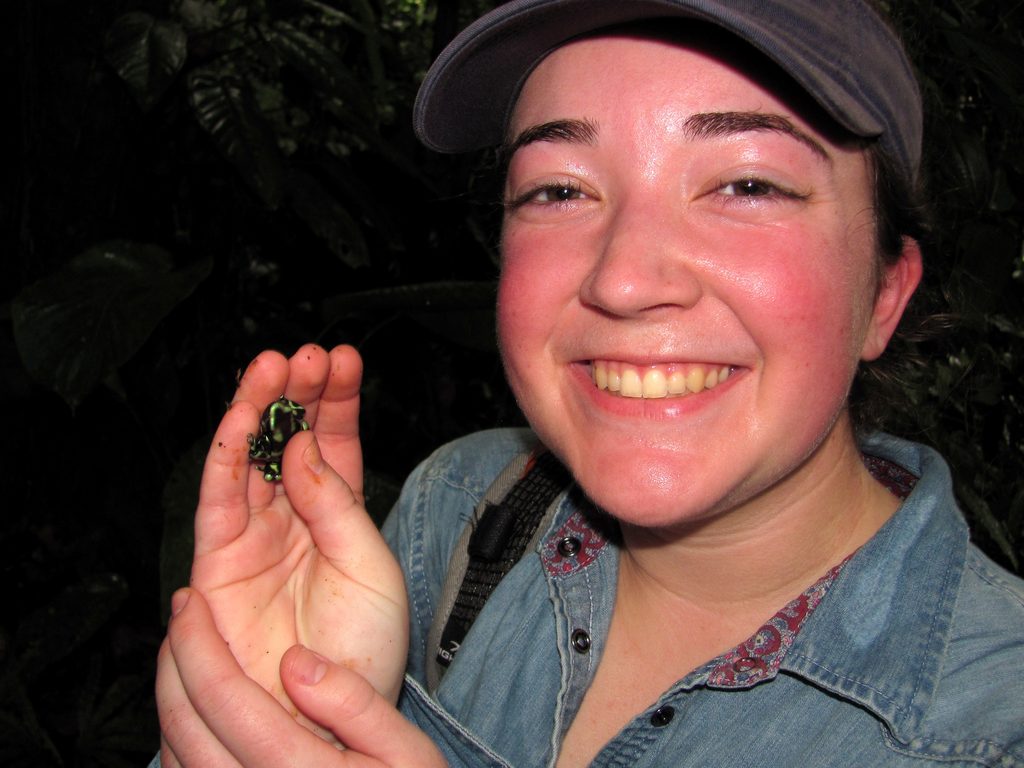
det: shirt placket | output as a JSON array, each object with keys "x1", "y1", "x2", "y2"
[{"x1": 541, "y1": 506, "x2": 618, "y2": 766}]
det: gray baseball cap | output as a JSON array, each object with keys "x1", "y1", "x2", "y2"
[{"x1": 414, "y1": 0, "x2": 922, "y2": 184}]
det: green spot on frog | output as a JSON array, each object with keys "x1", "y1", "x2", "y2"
[{"x1": 247, "y1": 396, "x2": 310, "y2": 481}]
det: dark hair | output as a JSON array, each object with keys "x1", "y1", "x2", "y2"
[
  {"x1": 870, "y1": 145, "x2": 930, "y2": 265},
  {"x1": 849, "y1": 143, "x2": 943, "y2": 432}
]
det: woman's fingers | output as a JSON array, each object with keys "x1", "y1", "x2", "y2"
[
  {"x1": 166, "y1": 588, "x2": 353, "y2": 767},
  {"x1": 193, "y1": 400, "x2": 269, "y2": 558},
  {"x1": 160, "y1": 588, "x2": 417, "y2": 768},
  {"x1": 194, "y1": 343, "x2": 337, "y2": 562},
  {"x1": 280, "y1": 431, "x2": 400, "y2": 584},
  {"x1": 159, "y1": 736, "x2": 182, "y2": 768},
  {"x1": 195, "y1": 347, "x2": 296, "y2": 561},
  {"x1": 310, "y1": 345, "x2": 364, "y2": 497},
  {"x1": 282, "y1": 343, "x2": 332, "y2": 417},
  {"x1": 156, "y1": 631, "x2": 243, "y2": 768},
  {"x1": 282, "y1": 645, "x2": 447, "y2": 768},
  {"x1": 232, "y1": 350, "x2": 290, "y2": 407},
  {"x1": 316, "y1": 345, "x2": 363, "y2": 439},
  {"x1": 237, "y1": 344, "x2": 364, "y2": 498}
]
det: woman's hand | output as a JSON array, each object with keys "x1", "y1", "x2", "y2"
[
  {"x1": 158, "y1": 343, "x2": 408, "y2": 745},
  {"x1": 157, "y1": 588, "x2": 444, "y2": 767}
]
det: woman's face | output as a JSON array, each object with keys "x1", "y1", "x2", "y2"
[{"x1": 497, "y1": 34, "x2": 919, "y2": 529}]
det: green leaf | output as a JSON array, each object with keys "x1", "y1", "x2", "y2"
[
  {"x1": 296, "y1": 0, "x2": 367, "y2": 34},
  {"x1": 0, "y1": 709, "x2": 62, "y2": 768},
  {"x1": 13, "y1": 574, "x2": 129, "y2": 678},
  {"x1": 11, "y1": 242, "x2": 210, "y2": 408},
  {"x1": 348, "y1": 0, "x2": 386, "y2": 88},
  {"x1": 957, "y1": 32, "x2": 1024, "y2": 100},
  {"x1": 159, "y1": 438, "x2": 206, "y2": 622},
  {"x1": 285, "y1": 170, "x2": 369, "y2": 268},
  {"x1": 188, "y1": 68, "x2": 288, "y2": 208},
  {"x1": 945, "y1": 124, "x2": 992, "y2": 212},
  {"x1": 76, "y1": 672, "x2": 158, "y2": 767},
  {"x1": 321, "y1": 281, "x2": 499, "y2": 351},
  {"x1": 958, "y1": 483, "x2": 1019, "y2": 571},
  {"x1": 104, "y1": 12, "x2": 187, "y2": 112},
  {"x1": 363, "y1": 468, "x2": 402, "y2": 527},
  {"x1": 411, "y1": 309, "x2": 498, "y2": 352},
  {"x1": 267, "y1": 21, "x2": 374, "y2": 116},
  {"x1": 321, "y1": 280, "x2": 497, "y2": 316},
  {"x1": 0, "y1": 673, "x2": 62, "y2": 768}
]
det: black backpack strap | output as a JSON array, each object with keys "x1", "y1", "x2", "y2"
[{"x1": 426, "y1": 450, "x2": 571, "y2": 691}]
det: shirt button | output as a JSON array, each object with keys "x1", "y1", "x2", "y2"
[
  {"x1": 570, "y1": 629, "x2": 591, "y2": 653},
  {"x1": 557, "y1": 536, "x2": 582, "y2": 557},
  {"x1": 732, "y1": 656, "x2": 766, "y2": 674},
  {"x1": 650, "y1": 706, "x2": 675, "y2": 727}
]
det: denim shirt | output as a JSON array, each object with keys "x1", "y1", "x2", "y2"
[{"x1": 383, "y1": 429, "x2": 1024, "y2": 768}]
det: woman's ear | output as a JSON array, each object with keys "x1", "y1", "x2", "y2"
[{"x1": 861, "y1": 237, "x2": 923, "y2": 362}]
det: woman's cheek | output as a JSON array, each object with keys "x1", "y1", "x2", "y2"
[
  {"x1": 496, "y1": 243, "x2": 539, "y2": 385},
  {"x1": 497, "y1": 228, "x2": 574, "y2": 343}
]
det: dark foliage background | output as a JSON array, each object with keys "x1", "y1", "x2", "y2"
[{"x1": 2, "y1": 0, "x2": 1021, "y2": 764}]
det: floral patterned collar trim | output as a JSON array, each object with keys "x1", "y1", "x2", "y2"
[
  {"x1": 700, "y1": 453, "x2": 918, "y2": 689},
  {"x1": 701, "y1": 558, "x2": 847, "y2": 688},
  {"x1": 541, "y1": 455, "x2": 918, "y2": 687}
]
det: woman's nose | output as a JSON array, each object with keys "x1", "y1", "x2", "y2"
[{"x1": 579, "y1": 202, "x2": 704, "y2": 317}]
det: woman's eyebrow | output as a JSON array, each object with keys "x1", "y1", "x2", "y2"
[
  {"x1": 500, "y1": 112, "x2": 830, "y2": 165},
  {"x1": 501, "y1": 118, "x2": 599, "y2": 162},
  {"x1": 683, "y1": 111, "x2": 831, "y2": 162}
]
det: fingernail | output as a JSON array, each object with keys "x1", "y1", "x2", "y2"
[
  {"x1": 303, "y1": 437, "x2": 324, "y2": 474},
  {"x1": 171, "y1": 588, "x2": 191, "y2": 618},
  {"x1": 293, "y1": 646, "x2": 328, "y2": 685}
]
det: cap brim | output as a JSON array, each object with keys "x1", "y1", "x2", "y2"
[{"x1": 413, "y1": 0, "x2": 920, "y2": 182}]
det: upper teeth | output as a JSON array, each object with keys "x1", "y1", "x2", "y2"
[{"x1": 592, "y1": 360, "x2": 731, "y2": 398}]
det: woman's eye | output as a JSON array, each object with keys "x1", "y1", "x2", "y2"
[
  {"x1": 508, "y1": 181, "x2": 586, "y2": 209},
  {"x1": 538, "y1": 184, "x2": 583, "y2": 202},
  {"x1": 720, "y1": 178, "x2": 778, "y2": 197}
]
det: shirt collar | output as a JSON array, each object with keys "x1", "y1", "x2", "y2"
[
  {"x1": 538, "y1": 433, "x2": 967, "y2": 741},
  {"x1": 782, "y1": 433, "x2": 967, "y2": 741}
]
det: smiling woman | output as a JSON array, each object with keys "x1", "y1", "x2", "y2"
[
  {"x1": 152, "y1": 2, "x2": 1024, "y2": 767},
  {"x1": 498, "y1": 28, "x2": 906, "y2": 537},
  {"x1": 494, "y1": 37, "x2": 921, "y2": 762}
]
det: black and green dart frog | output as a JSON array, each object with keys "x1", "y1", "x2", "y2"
[{"x1": 247, "y1": 396, "x2": 310, "y2": 481}]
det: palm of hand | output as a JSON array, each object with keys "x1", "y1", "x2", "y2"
[{"x1": 195, "y1": 490, "x2": 406, "y2": 704}]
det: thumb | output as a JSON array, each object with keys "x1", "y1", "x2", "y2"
[
  {"x1": 281, "y1": 432, "x2": 397, "y2": 578},
  {"x1": 281, "y1": 645, "x2": 446, "y2": 768}
]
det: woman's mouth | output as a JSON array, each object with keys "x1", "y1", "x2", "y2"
[{"x1": 591, "y1": 360, "x2": 733, "y2": 399}]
